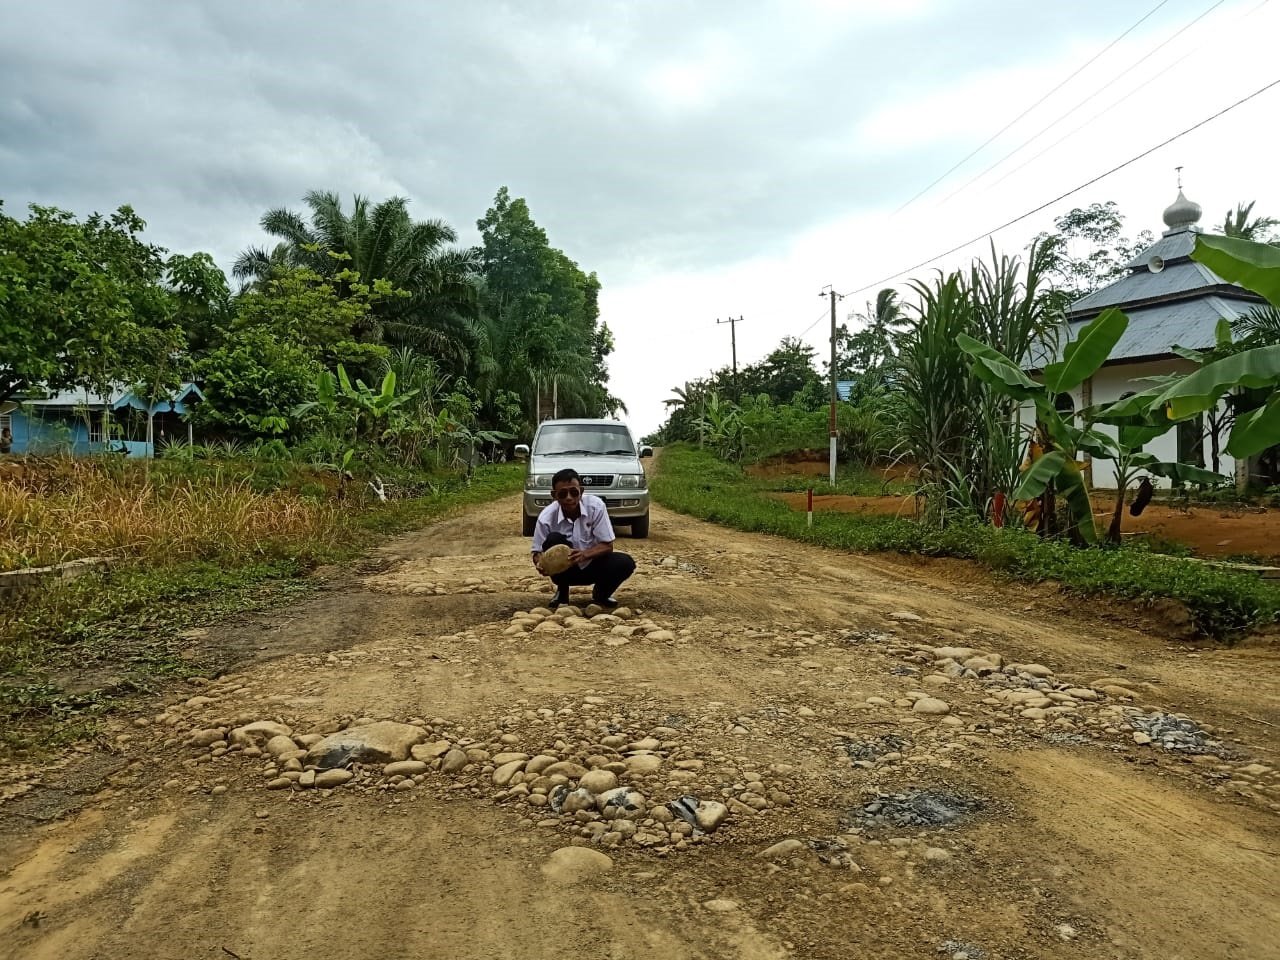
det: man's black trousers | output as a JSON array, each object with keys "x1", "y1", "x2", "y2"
[{"x1": 542, "y1": 533, "x2": 636, "y2": 601}]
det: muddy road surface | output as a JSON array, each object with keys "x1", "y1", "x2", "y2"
[{"x1": 2, "y1": 495, "x2": 1278, "y2": 960}]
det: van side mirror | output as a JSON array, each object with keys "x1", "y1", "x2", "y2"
[
  {"x1": 639, "y1": 446, "x2": 653, "y2": 458},
  {"x1": 514, "y1": 444, "x2": 530, "y2": 459}
]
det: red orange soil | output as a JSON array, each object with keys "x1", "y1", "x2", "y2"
[{"x1": 773, "y1": 492, "x2": 1280, "y2": 561}]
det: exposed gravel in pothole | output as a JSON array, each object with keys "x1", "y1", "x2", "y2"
[
  {"x1": 844, "y1": 788, "x2": 983, "y2": 829},
  {"x1": 842, "y1": 734, "x2": 910, "y2": 762},
  {"x1": 1128, "y1": 711, "x2": 1230, "y2": 755},
  {"x1": 937, "y1": 939, "x2": 987, "y2": 959}
]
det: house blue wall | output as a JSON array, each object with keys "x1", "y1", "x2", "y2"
[
  {"x1": 8, "y1": 409, "x2": 100, "y2": 456},
  {"x1": 2, "y1": 385, "x2": 202, "y2": 459}
]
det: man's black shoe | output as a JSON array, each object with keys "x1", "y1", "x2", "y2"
[
  {"x1": 592, "y1": 595, "x2": 619, "y2": 609},
  {"x1": 549, "y1": 589, "x2": 570, "y2": 610}
]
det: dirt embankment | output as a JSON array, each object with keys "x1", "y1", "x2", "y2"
[{"x1": 1, "y1": 495, "x2": 1277, "y2": 960}]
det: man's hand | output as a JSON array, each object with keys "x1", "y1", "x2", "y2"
[
  {"x1": 569, "y1": 541, "x2": 613, "y2": 565},
  {"x1": 532, "y1": 552, "x2": 549, "y2": 577}
]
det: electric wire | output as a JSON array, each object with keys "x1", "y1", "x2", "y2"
[
  {"x1": 936, "y1": 0, "x2": 1230, "y2": 206},
  {"x1": 985, "y1": 0, "x2": 1271, "y2": 192},
  {"x1": 832, "y1": 76, "x2": 1280, "y2": 305},
  {"x1": 892, "y1": 0, "x2": 1172, "y2": 215}
]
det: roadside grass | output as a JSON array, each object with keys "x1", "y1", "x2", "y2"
[
  {"x1": 652, "y1": 444, "x2": 1280, "y2": 642},
  {"x1": 0, "y1": 459, "x2": 524, "y2": 757}
]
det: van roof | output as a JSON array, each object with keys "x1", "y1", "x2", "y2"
[{"x1": 536, "y1": 419, "x2": 629, "y2": 427}]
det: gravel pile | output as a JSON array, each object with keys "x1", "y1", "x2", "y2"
[
  {"x1": 937, "y1": 939, "x2": 987, "y2": 959},
  {"x1": 1127, "y1": 711, "x2": 1228, "y2": 755},
  {"x1": 842, "y1": 734, "x2": 910, "y2": 762},
  {"x1": 845, "y1": 788, "x2": 981, "y2": 829}
]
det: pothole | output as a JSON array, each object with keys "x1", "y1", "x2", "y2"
[
  {"x1": 1127, "y1": 711, "x2": 1232, "y2": 755},
  {"x1": 843, "y1": 788, "x2": 983, "y2": 830},
  {"x1": 841, "y1": 734, "x2": 910, "y2": 763}
]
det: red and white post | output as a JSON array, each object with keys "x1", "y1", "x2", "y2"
[{"x1": 807, "y1": 487, "x2": 814, "y2": 528}]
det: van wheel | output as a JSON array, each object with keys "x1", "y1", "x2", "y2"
[
  {"x1": 631, "y1": 513, "x2": 650, "y2": 538},
  {"x1": 522, "y1": 514, "x2": 536, "y2": 537}
]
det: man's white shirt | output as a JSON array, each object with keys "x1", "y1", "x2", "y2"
[{"x1": 531, "y1": 494, "x2": 615, "y2": 569}]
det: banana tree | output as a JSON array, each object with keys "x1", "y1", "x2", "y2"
[
  {"x1": 960, "y1": 307, "x2": 1223, "y2": 543},
  {"x1": 959, "y1": 308, "x2": 1130, "y2": 542},
  {"x1": 1092, "y1": 236, "x2": 1280, "y2": 480}
]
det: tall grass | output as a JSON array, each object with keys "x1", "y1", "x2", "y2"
[
  {"x1": 896, "y1": 241, "x2": 1059, "y2": 524},
  {"x1": 0, "y1": 457, "x2": 341, "y2": 572}
]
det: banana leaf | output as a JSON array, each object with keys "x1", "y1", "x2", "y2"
[
  {"x1": 1132, "y1": 454, "x2": 1228, "y2": 486},
  {"x1": 957, "y1": 333, "x2": 1044, "y2": 401},
  {"x1": 1056, "y1": 458, "x2": 1098, "y2": 545},
  {"x1": 1042, "y1": 308, "x2": 1128, "y2": 394},
  {"x1": 1013, "y1": 450, "x2": 1067, "y2": 499},
  {"x1": 1089, "y1": 382, "x2": 1169, "y2": 423},
  {"x1": 1153, "y1": 344, "x2": 1280, "y2": 420},
  {"x1": 1192, "y1": 234, "x2": 1280, "y2": 305},
  {"x1": 1227, "y1": 394, "x2": 1280, "y2": 457}
]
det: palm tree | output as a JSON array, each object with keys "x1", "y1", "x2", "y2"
[
  {"x1": 1220, "y1": 201, "x2": 1279, "y2": 243},
  {"x1": 234, "y1": 191, "x2": 484, "y2": 373}
]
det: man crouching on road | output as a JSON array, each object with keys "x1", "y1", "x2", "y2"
[{"x1": 531, "y1": 468, "x2": 636, "y2": 610}]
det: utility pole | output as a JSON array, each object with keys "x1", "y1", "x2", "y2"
[
  {"x1": 716, "y1": 316, "x2": 743, "y2": 396},
  {"x1": 820, "y1": 287, "x2": 842, "y2": 486}
]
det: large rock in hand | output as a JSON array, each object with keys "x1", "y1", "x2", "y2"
[
  {"x1": 306, "y1": 721, "x2": 427, "y2": 770},
  {"x1": 538, "y1": 544, "x2": 573, "y2": 576}
]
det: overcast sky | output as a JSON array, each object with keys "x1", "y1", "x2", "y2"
[{"x1": 3, "y1": 0, "x2": 1279, "y2": 435}]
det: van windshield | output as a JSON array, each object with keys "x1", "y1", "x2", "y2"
[{"x1": 535, "y1": 424, "x2": 635, "y2": 456}]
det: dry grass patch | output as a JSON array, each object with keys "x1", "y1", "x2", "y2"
[{"x1": 0, "y1": 457, "x2": 341, "y2": 572}]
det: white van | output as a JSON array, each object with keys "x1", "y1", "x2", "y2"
[{"x1": 515, "y1": 419, "x2": 652, "y2": 538}]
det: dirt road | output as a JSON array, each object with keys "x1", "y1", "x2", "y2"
[{"x1": 2, "y1": 495, "x2": 1278, "y2": 960}]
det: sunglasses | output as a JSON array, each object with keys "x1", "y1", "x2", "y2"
[{"x1": 554, "y1": 487, "x2": 583, "y2": 501}]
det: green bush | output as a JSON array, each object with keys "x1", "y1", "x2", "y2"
[{"x1": 653, "y1": 444, "x2": 1280, "y2": 640}]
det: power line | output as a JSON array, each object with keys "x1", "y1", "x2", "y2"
[
  {"x1": 936, "y1": 0, "x2": 1229, "y2": 206},
  {"x1": 893, "y1": 0, "x2": 1172, "y2": 215},
  {"x1": 834, "y1": 76, "x2": 1280, "y2": 303},
  {"x1": 798, "y1": 307, "x2": 832, "y2": 338},
  {"x1": 986, "y1": 0, "x2": 1271, "y2": 192}
]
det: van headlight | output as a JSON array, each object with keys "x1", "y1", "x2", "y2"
[
  {"x1": 616, "y1": 474, "x2": 643, "y2": 489},
  {"x1": 525, "y1": 474, "x2": 554, "y2": 490}
]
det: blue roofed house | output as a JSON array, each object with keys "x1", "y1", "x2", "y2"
[
  {"x1": 0, "y1": 382, "x2": 203, "y2": 458},
  {"x1": 1034, "y1": 189, "x2": 1270, "y2": 490}
]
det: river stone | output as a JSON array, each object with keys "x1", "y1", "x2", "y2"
[
  {"x1": 229, "y1": 721, "x2": 292, "y2": 748},
  {"x1": 384, "y1": 760, "x2": 428, "y2": 777},
  {"x1": 305, "y1": 721, "x2": 427, "y2": 769},
  {"x1": 543, "y1": 761, "x2": 589, "y2": 779},
  {"x1": 758, "y1": 838, "x2": 806, "y2": 859},
  {"x1": 315, "y1": 769, "x2": 354, "y2": 788},
  {"x1": 189, "y1": 728, "x2": 226, "y2": 748},
  {"x1": 624, "y1": 754, "x2": 663, "y2": 775},
  {"x1": 1014, "y1": 663, "x2": 1054, "y2": 678},
  {"x1": 596, "y1": 786, "x2": 647, "y2": 817},
  {"x1": 541, "y1": 846, "x2": 614, "y2": 883},
  {"x1": 525, "y1": 754, "x2": 558, "y2": 775},
  {"x1": 493, "y1": 760, "x2": 526, "y2": 786},
  {"x1": 411, "y1": 740, "x2": 453, "y2": 761},
  {"x1": 912, "y1": 698, "x2": 951, "y2": 716},
  {"x1": 694, "y1": 800, "x2": 730, "y2": 833},
  {"x1": 265, "y1": 735, "x2": 299, "y2": 757},
  {"x1": 580, "y1": 769, "x2": 619, "y2": 794},
  {"x1": 441, "y1": 749, "x2": 469, "y2": 773},
  {"x1": 538, "y1": 544, "x2": 574, "y2": 576}
]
